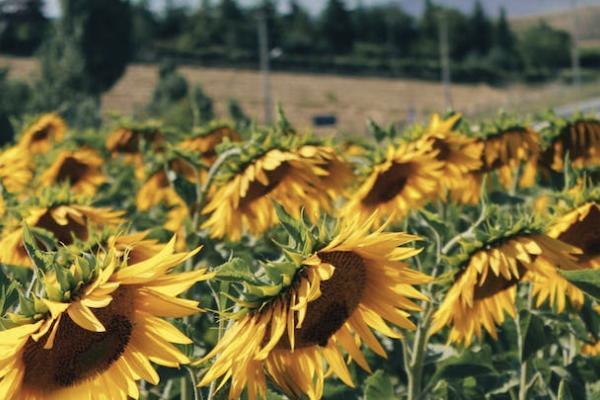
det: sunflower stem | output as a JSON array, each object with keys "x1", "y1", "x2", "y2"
[
  {"x1": 407, "y1": 304, "x2": 433, "y2": 400},
  {"x1": 196, "y1": 148, "x2": 242, "y2": 218},
  {"x1": 517, "y1": 285, "x2": 533, "y2": 400},
  {"x1": 207, "y1": 280, "x2": 229, "y2": 400}
]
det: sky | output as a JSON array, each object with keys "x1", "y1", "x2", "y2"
[{"x1": 44, "y1": 0, "x2": 600, "y2": 18}]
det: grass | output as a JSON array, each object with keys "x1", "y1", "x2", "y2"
[{"x1": 2, "y1": 56, "x2": 600, "y2": 134}]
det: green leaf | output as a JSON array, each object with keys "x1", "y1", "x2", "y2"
[
  {"x1": 557, "y1": 379, "x2": 574, "y2": 400},
  {"x1": 22, "y1": 224, "x2": 50, "y2": 272},
  {"x1": 431, "y1": 347, "x2": 494, "y2": 382},
  {"x1": 519, "y1": 311, "x2": 556, "y2": 362},
  {"x1": 273, "y1": 202, "x2": 307, "y2": 248},
  {"x1": 560, "y1": 269, "x2": 600, "y2": 301},
  {"x1": 214, "y1": 258, "x2": 261, "y2": 285},
  {"x1": 363, "y1": 370, "x2": 395, "y2": 400}
]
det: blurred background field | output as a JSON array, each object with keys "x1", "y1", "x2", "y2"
[{"x1": 1, "y1": 0, "x2": 600, "y2": 136}]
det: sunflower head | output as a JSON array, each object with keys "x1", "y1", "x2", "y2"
[
  {"x1": 202, "y1": 133, "x2": 342, "y2": 240},
  {"x1": 342, "y1": 141, "x2": 444, "y2": 224},
  {"x1": 18, "y1": 113, "x2": 67, "y2": 154},
  {"x1": 0, "y1": 189, "x2": 124, "y2": 268},
  {"x1": 431, "y1": 211, "x2": 583, "y2": 346},
  {"x1": 179, "y1": 121, "x2": 241, "y2": 166},
  {"x1": 0, "y1": 233, "x2": 209, "y2": 400},
  {"x1": 0, "y1": 145, "x2": 32, "y2": 194},
  {"x1": 540, "y1": 112, "x2": 600, "y2": 171},
  {"x1": 38, "y1": 147, "x2": 106, "y2": 196},
  {"x1": 198, "y1": 211, "x2": 429, "y2": 399}
]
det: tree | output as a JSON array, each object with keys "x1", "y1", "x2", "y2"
[
  {"x1": 60, "y1": 0, "x2": 133, "y2": 94},
  {"x1": 468, "y1": 0, "x2": 492, "y2": 56},
  {"x1": 281, "y1": 1, "x2": 314, "y2": 55},
  {"x1": 0, "y1": 0, "x2": 48, "y2": 55},
  {"x1": 518, "y1": 22, "x2": 571, "y2": 71},
  {"x1": 488, "y1": 7, "x2": 521, "y2": 71},
  {"x1": 319, "y1": 0, "x2": 354, "y2": 54}
]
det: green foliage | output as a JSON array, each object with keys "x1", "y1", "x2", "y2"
[
  {"x1": 0, "y1": 0, "x2": 48, "y2": 55},
  {"x1": 518, "y1": 21, "x2": 572, "y2": 74}
]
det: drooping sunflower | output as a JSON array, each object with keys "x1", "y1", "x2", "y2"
[
  {"x1": 0, "y1": 236, "x2": 210, "y2": 400},
  {"x1": 18, "y1": 113, "x2": 67, "y2": 154},
  {"x1": 418, "y1": 114, "x2": 484, "y2": 204},
  {"x1": 0, "y1": 145, "x2": 32, "y2": 194},
  {"x1": 179, "y1": 123, "x2": 240, "y2": 166},
  {"x1": 105, "y1": 125, "x2": 165, "y2": 179},
  {"x1": 136, "y1": 170, "x2": 189, "y2": 243},
  {"x1": 540, "y1": 117, "x2": 600, "y2": 172},
  {"x1": 296, "y1": 144, "x2": 354, "y2": 198},
  {"x1": 548, "y1": 201, "x2": 600, "y2": 269},
  {"x1": 431, "y1": 230, "x2": 581, "y2": 345},
  {"x1": 198, "y1": 214, "x2": 430, "y2": 400},
  {"x1": 0, "y1": 202, "x2": 123, "y2": 268},
  {"x1": 40, "y1": 148, "x2": 107, "y2": 196},
  {"x1": 478, "y1": 125, "x2": 541, "y2": 189},
  {"x1": 202, "y1": 147, "x2": 334, "y2": 240},
  {"x1": 342, "y1": 142, "x2": 444, "y2": 225}
]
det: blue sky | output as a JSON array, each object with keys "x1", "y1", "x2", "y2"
[{"x1": 45, "y1": 0, "x2": 600, "y2": 18}]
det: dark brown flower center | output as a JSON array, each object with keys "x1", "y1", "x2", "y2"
[
  {"x1": 558, "y1": 205, "x2": 600, "y2": 261},
  {"x1": 22, "y1": 287, "x2": 135, "y2": 391},
  {"x1": 35, "y1": 210, "x2": 88, "y2": 245},
  {"x1": 432, "y1": 138, "x2": 452, "y2": 161},
  {"x1": 32, "y1": 126, "x2": 54, "y2": 142},
  {"x1": 56, "y1": 157, "x2": 91, "y2": 186},
  {"x1": 279, "y1": 251, "x2": 367, "y2": 349},
  {"x1": 362, "y1": 162, "x2": 412, "y2": 206},
  {"x1": 240, "y1": 162, "x2": 290, "y2": 207}
]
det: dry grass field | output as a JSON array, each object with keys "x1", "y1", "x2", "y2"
[{"x1": 2, "y1": 56, "x2": 600, "y2": 134}]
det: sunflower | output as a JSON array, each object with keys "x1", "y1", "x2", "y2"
[
  {"x1": 0, "y1": 145, "x2": 32, "y2": 194},
  {"x1": 431, "y1": 233, "x2": 581, "y2": 345},
  {"x1": 419, "y1": 114, "x2": 483, "y2": 204},
  {"x1": 478, "y1": 126, "x2": 540, "y2": 189},
  {"x1": 342, "y1": 142, "x2": 444, "y2": 225},
  {"x1": 541, "y1": 119, "x2": 600, "y2": 171},
  {"x1": 40, "y1": 148, "x2": 106, "y2": 196},
  {"x1": 198, "y1": 214, "x2": 430, "y2": 400},
  {"x1": 0, "y1": 236, "x2": 210, "y2": 400},
  {"x1": 136, "y1": 171, "x2": 189, "y2": 244},
  {"x1": 0, "y1": 204, "x2": 123, "y2": 268},
  {"x1": 179, "y1": 124, "x2": 240, "y2": 166},
  {"x1": 106, "y1": 127, "x2": 165, "y2": 179},
  {"x1": 110, "y1": 231, "x2": 167, "y2": 265},
  {"x1": 297, "y1": 144, "x2": 354, "y2": 198},
  {"x1": 202, "y1": 148, "x2": 334, "y2": 240},
  {"x1": 18, "y1": 113, "x2": 67, "y2": 154},
  {"x1": 548, "y1": 202, "x2": 600, "y2": 269}
]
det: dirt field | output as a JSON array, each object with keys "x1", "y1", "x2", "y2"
[{"x1": 2, "y1": 56, "x2": 599, "y2": 134}]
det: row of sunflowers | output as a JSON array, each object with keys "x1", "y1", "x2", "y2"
[{"x1": 0, "y1": 110, "x2": 598, "y2": 399}]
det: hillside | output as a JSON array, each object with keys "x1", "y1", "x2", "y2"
[
  {"x1": 2, "y1": 56, "x2": 599, "y2": 134},
  {"x1": 511, "y1": 4, "x2": 600, "y2": 47}
]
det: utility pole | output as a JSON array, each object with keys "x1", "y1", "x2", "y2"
[
  {"x1": 257, "y1": 7, "x2": 273, "y2": 124},
  {"x1": 439, "y1": 8, "x2": 453, "y2": 110},
  {"x1": 570, "y1": 0, "x2": 581, "y2": 87}
]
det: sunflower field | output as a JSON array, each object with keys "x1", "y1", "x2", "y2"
[{"x1": 0, "y1": 109, "x2": 599, "y2": 400}]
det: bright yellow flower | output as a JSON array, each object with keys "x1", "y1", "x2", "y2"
[
  {"x1": 40, "y1": 149, "x2": 106, "y2": 196},
  {"x1": 198, "y1": 215, "x2": 430, "y2": 399},
  {"x1": 0, "y1": 236, "x2": 209, "y2": 400},
  {"x1": 548, "y1": 202, "x2": 600, "y2": 269},
  {"x1": 136, "y1": 171, "x2": 189, "y2": 246},
  {"x1": 0, "y1": 204, "x2": 123, "y2": 268},
  {"x1": 342, "y1": 142, "x2": 444, "y2": 225},
  {"x1": 542, "y1": 119, "x2": 600, "y2": 171},
  {"x1": 18, "y1": 113, "x2": 66, "y2": 154},
  {"x1": 479, "y1": 127, "x2": 540, "y2": 189},
  {"x1": 420, "y1": 114, "x2": 484, "y2": 204},
  {"x1": 431, "y1": 234, "x2": 581, "y2": 345},
  {"x1": 0, "y1": 145, "x2": 32, "y2": 194},
  {"x1": 202, "y1": 149, "x2": 335, "y2": 240}
]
